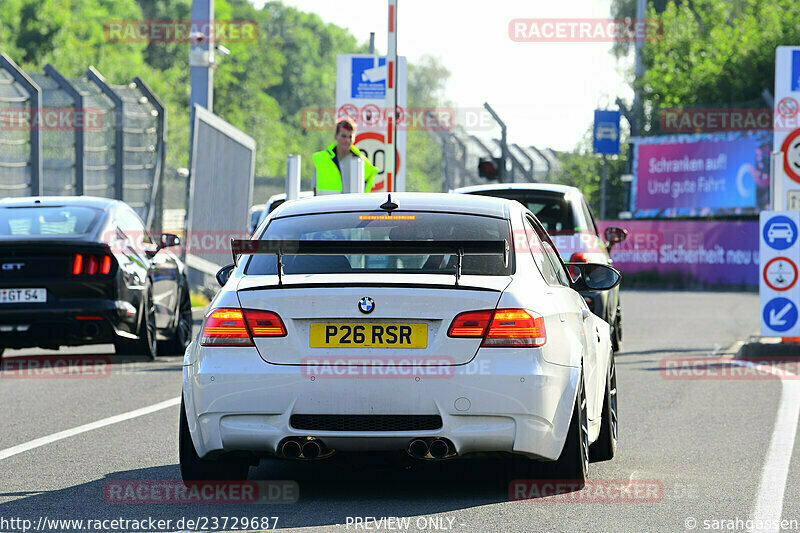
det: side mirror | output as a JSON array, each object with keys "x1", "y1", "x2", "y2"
[
  {"x1": 603, "y1": 226, "x2": 628, "y2": 252},
  {"x1": 160, "y1": 233, "x2": 181, "y2": 248},
  {"x1": 216, "y1": 264, "x2": 235, "y2": 287},
  {"x1": 566, "y1": 262, "x2": 621, "y2": 291}
]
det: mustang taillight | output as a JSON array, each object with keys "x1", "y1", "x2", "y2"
[
  {"x1": 448, "y1": 308, "x2": 546, "y2": 347},
  {"x1": 570, "y1": 252, "x2": 589, "y2": 263},
  {"x1": 72, "y1": 253, "x2": 112, "y2": 275},
  {"x1": 201, "y1": 308, "x2": 286, "y2": 346}
]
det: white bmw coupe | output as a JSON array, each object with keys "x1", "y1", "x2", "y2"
[{"x1": 180, "y1": 192, "x2": 620, "y2": 483}]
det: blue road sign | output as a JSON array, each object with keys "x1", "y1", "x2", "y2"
[
  {"x1": 593, "y1": 110, "x2": 620, "y2": 155},
  {"x1": 763, "y1": 215, "x2": 799, "y2": 250},
  {"x1": 763, "y1": 297, "x2": 799, "y2": 332},
  {"x1": 792, "y1": 50, "x2": 800, "y2": 91},
  {"x1": 351, "y1": 57, "x2": 386, "y2": 99}
]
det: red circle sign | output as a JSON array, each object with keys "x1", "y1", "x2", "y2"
[
  {"x1": 354, "y1": 131, "x2": 401, "y2": 192},
  {"x1": 764, "y1": 256, "x2": 799, "y2": 291},
  {"x1": 361, "y1": 104, "x2": 380, "y2": 126},
  {"x1": 337, "y1": 104, "x2": 358, "y2": 122},
  {"x1": 781, "y1": 127, "x2": 800, "y2": 183},
  {"x1": 779, "y1": 97, "x2": 800, "y2": 119}
]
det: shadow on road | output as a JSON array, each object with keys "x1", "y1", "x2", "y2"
[{"x1": 0, "y1": 454, "x2": 581, "y2": 529}]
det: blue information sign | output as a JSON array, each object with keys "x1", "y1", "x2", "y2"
[{"x1": 593, "y1": 110, "x2": 621, "y2": 155}]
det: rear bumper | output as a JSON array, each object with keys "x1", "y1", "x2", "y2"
[
  {"x1": 182, "y1": 343, "x2": 580, "y2": 461},
  {"x1": 0, "y1": 299, "x2": 138, "y2": 349}
]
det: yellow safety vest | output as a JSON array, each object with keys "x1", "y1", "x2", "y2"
[{"x1": 312, "y1": 142, "x2": 378, "y2": 192}]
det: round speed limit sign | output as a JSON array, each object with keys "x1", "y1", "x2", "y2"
[
  {"x1": 354, "y1": 131, "x2": 401, "y2": 192},
  {"x1": 781, "y1": 127, "x2": 800, "y2": 183}
]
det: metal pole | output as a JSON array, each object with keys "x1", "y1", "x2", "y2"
[
  {"x1": 601, "y1": 154, "x2": 608, "y2": 219},
  {"x1": 190, "y1": 0, "x2": 214, "y2": 114},
  {"x1": 528, "y1": 145, "x2": 551, "y2": 180},
  {"x1": 384, "y1": 0, "x2": 398, "y2": 192},
  {"x1": 44, "y1": 64, "x2": 84, "y2": 196},
  {"x1": 512, "y1": 143, "x2": 536, "y2": 182},
  {"x1": 344, "y1": 156, "x2": 365, "y2": 193},
  {"x1": 483, "y1": 103, "x2": 507, "y2": 181},
  {"x1": 133, "y1": 76, "x2": 166, "y2": 231},
  {"x1": 369, "y1": 32, "x2": 375, "y2": 54},
  {"x1": 772, "y1": 151, "x2": 785, "y2": 211},
  {"x1": 87, "y1": 66, "x2": 123, "y2": 200},
  {"x1": 286, "y1": 154, "x2": 301, "y2": 200},
  {"x1": 632, "y1": 0, "x2": 646, "y2": 136}
]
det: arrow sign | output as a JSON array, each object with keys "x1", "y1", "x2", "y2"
[
  {"x1": 763, "y1": 297, "x2": 799, "y2": 333},
  {"x1": 770, "y1": 302, "x2": 793, "y2": 326}
]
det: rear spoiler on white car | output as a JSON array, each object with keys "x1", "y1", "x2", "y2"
[{"x1": 230, "y1": 239, "x2": 509, "y2": 286}]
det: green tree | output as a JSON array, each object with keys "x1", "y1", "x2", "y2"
[{"x1": 637, "y1": 0, "x2": 800, "y2": 133}]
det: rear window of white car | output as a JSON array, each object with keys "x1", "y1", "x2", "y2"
[{"x1": 246, "y1": 211, "x2": 514, "y2": 276}]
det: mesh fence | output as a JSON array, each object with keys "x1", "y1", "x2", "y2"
[
  {"x1": 0, "y1": 68, "x2": 32, "y2": 197},
  {"x1": 0, "y1": 60, "x2": 164, "y2": 225}
]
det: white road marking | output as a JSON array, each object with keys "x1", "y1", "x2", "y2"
[
  {"x1": 739, "y1": 361, "x2": 800, "y2": 533},
  {"x1": 0, "y1": 397, "x2": 181, "y2": 462}
]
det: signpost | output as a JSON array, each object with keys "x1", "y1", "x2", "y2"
[
  {"x1": 773, "y1": 47, "x2": 800, "y2": 210},
  {"x1": 760, "y1": 211, "x2": 800, "y2": 337},
  {"x1": 593, "y1": 110, "x2": 621, "y2": 219}
]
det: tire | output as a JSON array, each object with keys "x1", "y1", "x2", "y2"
[
  {"x1": 556, "y1": 368, "x2": 589, "y2": 484},
  {"x1": 179, "y1": 398, "x2": 249, "y2": 481},
  {"x1": 160, "y1": 277, "x2": 193, "y2": 355},
  {"x1": 611, "y1": 308, "x2": 622, "y2": 352},
  {"x1": 114, "y1": 287, "x2": 157, "y2": 360},
  {"x1": 590, "y1": 352, "x2": 618, "y2": 462}
]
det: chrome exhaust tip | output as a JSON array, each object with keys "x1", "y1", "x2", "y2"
[
  {"x1": 280, "y1": 439, "x2": 302, "y2": 458},
  {"x1": 429, "y1": 438, "x2": 450, "y2": 459},
  {"x1": 408, "y1": 439, "x2": 429, "y2": 458},
  {"x1": 302, "y1": 439, "x2": 322, "y2": 459}
]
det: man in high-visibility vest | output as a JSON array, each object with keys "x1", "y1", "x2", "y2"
[{"x1": 313, "y1": 117, "x2": 379, "y2": 194}]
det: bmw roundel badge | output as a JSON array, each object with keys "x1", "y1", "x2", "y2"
[{"x1": 358, "y1": 297, "x2": 375, "y2": 314}]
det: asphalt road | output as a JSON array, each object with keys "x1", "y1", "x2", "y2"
[{"x1": 1, "y1": 289, "x2": 792, "y2": 533}]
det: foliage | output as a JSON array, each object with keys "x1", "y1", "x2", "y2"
[
  {"x1": 637, "y1": 0, "x2": 800, "y2": 132},
  {"x1": 0, "y1": 0, "x2": 450, "y2": 193}
]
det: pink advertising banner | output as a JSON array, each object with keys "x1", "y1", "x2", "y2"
[{"x1": 596, "y1": 220, "x2": 758, "y2": 286}]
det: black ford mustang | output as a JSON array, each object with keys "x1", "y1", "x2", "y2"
[{"x1": 0, "y1": 196, "x2": 192, "y2": 359}]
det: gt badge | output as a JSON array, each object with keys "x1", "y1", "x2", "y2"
[{"x1": 358, "y1": 297, "x2": 375, "y2": 314}]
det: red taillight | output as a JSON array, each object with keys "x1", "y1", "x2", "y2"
[
  {"x1": 72, "y1": 254, "x2": 83, "y2": 275},
  {"x1": 201, "y1": 308, "x2": 286, "y2": 346},
  {"x1": 447, "y1": 309, "x2": 546, "y2": 347},
  {"x1": 482, "y1": 309, "x2": 546, "y2": 347},
  {"x1": 201, "y1": 308, "x2": 252, "y2": 346},
  {"x1": 570, "y1": 252, "x2": 589, "y2": 263},
  {"x1": 243, "y1": 309, "x2": 287, "y2": 337},
  {"x1": 448, "y1": 310, "x2": 493, "y2": 338},
  {"x1": 72, "y1": 253, "x2": 112, "y2": 275}
]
